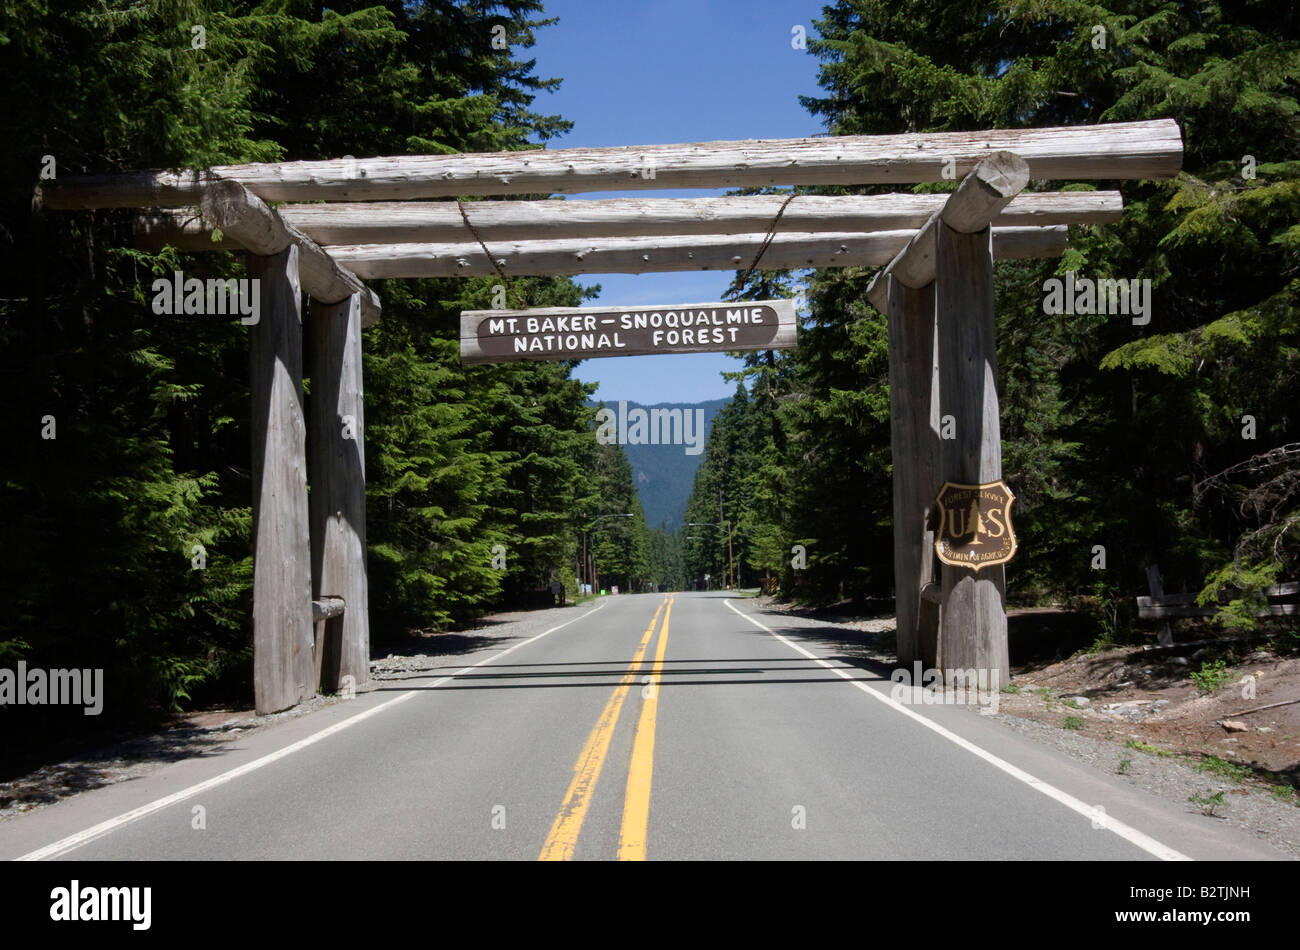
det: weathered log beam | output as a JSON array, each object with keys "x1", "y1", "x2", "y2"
[
  {"x1": 44, "y1": 119, "x2": 1181, "y2": 207},
  {"x1": 935, "y1": 222, "x2": 1010, "y2": 681},
  {"x1": 329, "y1": 226, "x2": 1066, "y2": 280},
  {"x1": 193, "y1": 180, "x2": 382, "y2": 327},
  {"x1": 887, "y1": 277, "x2": 941, "y2": 670},
  {"x1": 250, "y1": 245, "x2": 315, "y2": 715},
  {"x1": 865, "y1": 152, "x2": 1031, "y2": 312},
  {"x1": 136, "y1": 191, "x2": 1122, "y2": 248},
  {"x1": 307, "y1": 293, "x2": 371, "y2": 694}
]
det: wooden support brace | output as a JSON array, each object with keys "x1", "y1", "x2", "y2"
[
  {"x1": 311, "y1": 596, "x2": 346, "y2": 694},
  {"x1": 250, "y1": 245, "x2": 316, "y2": 715},
  {"x1": 865, "y1": 151, "x2": 1032, "y2": 313},
  {"x1": 198, "y1": 180, "x2": 382, "y2": 327},
  {"x1": 307, "y1": 293, "x2": 371, "y2": 694},
  {"x1": 312, "y1": 597, "x2": 346, "y2": 621}
]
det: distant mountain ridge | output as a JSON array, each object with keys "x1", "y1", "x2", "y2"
[{"x1": 588, "y1": 397, "x2": 729, "y2": 530}]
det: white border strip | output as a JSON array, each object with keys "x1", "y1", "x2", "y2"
[
  {"x1": 18, "y1": 602, "x2": 609, "y2": 861},
  {"x1": 724, "y1": 599, "x2": 1190, "y2": 861}
]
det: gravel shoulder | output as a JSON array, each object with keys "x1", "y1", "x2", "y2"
[{"x1": 749, "y1": 595, "x2": 1300, "y2": 858}]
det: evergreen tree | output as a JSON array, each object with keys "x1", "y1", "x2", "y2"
[{"x1": 0, "y1": 0, "x2": 593, "y2": 733}]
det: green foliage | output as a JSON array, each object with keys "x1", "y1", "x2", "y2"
[
  {"x1": 1188, "y1": 789, "x2": 1229, "y2": 816},
  {"x1": 1086, "y1": 575, "x2": 1127, "y2": 652},
  {"x1": 0, "y1": 0, "x2": 586, "y2": 728},
  {"x1": 1126, "y1": 738, "x2": 1172, "y2": 757},
  {"x1": 647, "y1": 527, "x2": 686, "y2": 592},
  {"x1": 580, "y1": 435, "x2": 654, "y2": 594},
  {"x1": 1062, "y1": 716, "x2": 1084, "y2": 730},
  {"x1": 1269, "y1": 784, "x2": 1297, "y2": 805},
  {"x1": 1195, "y1": 755, "x2": 1252, "y2": 783},
  {"x1": 685, "y1": 1, "x2": 1298, "y2": 623},
  {"x1": 1190, "y1": 658, "x2": 1233, "y2": 694}
]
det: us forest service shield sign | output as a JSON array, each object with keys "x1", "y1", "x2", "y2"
[{"x1": 934, "y1": 480, "x2": 1017, "y2": 570}]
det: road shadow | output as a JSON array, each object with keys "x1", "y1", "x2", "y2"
[{"x1": 0, "y1": 719, "x2": 249, "y2": 813}]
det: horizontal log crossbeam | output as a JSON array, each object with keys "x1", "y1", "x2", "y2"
[
  {"x1": 327, "y1": 226, "x2": 1066, "y2": 279},
  {"x1": 44, "y1": 119, "x2": 1180, "y2": 208},
  {"x1": 1137, "y1": 583, "x2": 1300, "y2": 619},
  {"x1": 41, "y1": 121, "x2": 1182, "y2": 305},
  {"x1": 135, "y1": 191, "x2": 1121, "y2": 250}
]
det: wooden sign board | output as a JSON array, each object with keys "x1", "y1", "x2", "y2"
[
  {"x1": 934, "y1": 480, "x2": 1017, "y2": 570},
  {"x1": 460, "y1": 299, "x2": 797, "y2": 364}
]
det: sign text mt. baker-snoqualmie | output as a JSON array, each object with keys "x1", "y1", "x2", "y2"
[{"x1": 460, "y1": 300, "x2": 797, "y2": 363}]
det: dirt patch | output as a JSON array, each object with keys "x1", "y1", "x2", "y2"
[{"x1": 1005, "y1": 644, "x2": 1300, "y2": 783}]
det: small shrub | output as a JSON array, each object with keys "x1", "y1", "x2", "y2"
[
  {"x1": 1189, "y1": 789, "x2": 1228, "y2": 816},
  {"x1": 1062, "y1": 716, "x2": 1084, "y2": 731},
  {"x1": 1190, "y1": 659, "x2": 1233, "y2": 695}
]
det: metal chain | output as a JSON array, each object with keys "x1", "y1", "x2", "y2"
[
  {"x1": 457, "y1": 192, "x2": 796, "y2": 308},
  {"x1": 456, "y1": 198, "x2": 527, "y2": 309},
  {"x1": 729, "y1": 192, "x2": 798, "y2": 300}
]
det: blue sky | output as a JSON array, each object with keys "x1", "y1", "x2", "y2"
[{"x1": 527, "y1": 0, "x2": 830, "y2": 403}]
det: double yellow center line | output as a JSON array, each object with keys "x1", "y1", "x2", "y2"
[{"x1": 538, "y1": 596, "x2": 673, "y2": 861}]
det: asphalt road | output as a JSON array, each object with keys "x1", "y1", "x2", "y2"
[{"x1": 0, "y1": 592, "x2": 1290, "y2": 861}]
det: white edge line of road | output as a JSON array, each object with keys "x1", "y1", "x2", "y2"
[
  {"x1": 724, "y1": 598, "x2": 1191, "y2": 862},
  {"x1": 16, "y1": 600, "x2": 611, "y2": 862}
]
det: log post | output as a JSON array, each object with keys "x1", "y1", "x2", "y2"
[
  {"x1": 874, "y1": 151, "x2": 1028, "y2": 678},
  {"x1": 886, "y1": 276, "x2": 940, "y2": 669},
  {"x1": 250, "y1": 245, "x2": 315, "y2": 714},
  {"x1": 935, "y1": 222, "x2": 1010, "y2": 681},
  {"x1": 307, "y1": 293, "x2": 370, "y2": 692}
]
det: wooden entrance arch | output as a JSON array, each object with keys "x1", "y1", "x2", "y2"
[{"x1": 41, "y1": 119, "x2": 1183, "y2": 712}]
